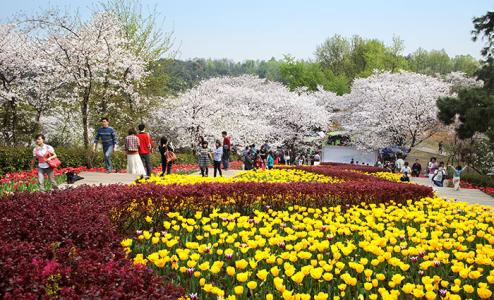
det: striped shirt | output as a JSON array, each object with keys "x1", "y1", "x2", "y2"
[{"x1": 94, "y1": 126, "x2": 117, "y2": 147}]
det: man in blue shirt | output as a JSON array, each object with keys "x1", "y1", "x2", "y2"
[{"x1": 93, "y1": 117, "x2": 117, "y2": 173}]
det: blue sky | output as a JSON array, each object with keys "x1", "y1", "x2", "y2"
[{"x1": 1, "y1": 0, "x2": 492, "y2": 61}]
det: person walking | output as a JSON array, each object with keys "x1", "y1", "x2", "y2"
[
  {"x1": 267, "y1": 151, "x2": 275, "y2": 170},
  {"x1": 222, "y1": 131, "x2": 231, "y2": 170},
  {"x1": 432, "y1": 162, "x2": 447, "y2": 187},
  {"x1": 395, "y1": 155, "x2": 405, "y2": 173},
  {"x1": 125, "y1": 129, "x2": 146, "y2": 176},
  {"x1": 411, "y1": 159, "x2": 422, "y2": 177},
  {"x1": 427, "y1": 157, "x2": 438, "y2": 186},
  {"x1": 136, "y1": 124, "x2": 153, "y2": 177},
  {"x1": 313, "y1": 152, "x2": 321, "y2": 166},
  {"x1": 158, "y1": 137, "x2": 175, "y2": 176},
  {"x1": 449, "y1": 164, "x2": 467, "y2": 191},
  {"x1": 243, "y1": 146, "x2": 253, "y2": 170},
  {"x1": 213, "y1": 140, "x2": 223, "y2": 177},
  {"x1": 93, "y1": 117, "x2": 117, "y2": 173},
  {"x1": 31, "y1": 134, "x2": 59, "y2": 191},
  {"x1": 284, "y1": 149, "x2": 291, "y2": 165},
  {"x1": 198, "y1": 141, "x2": 212, "y2": 177},
  {"x1": 259, "y1": 149, "x2": 267, "y2": 170}
]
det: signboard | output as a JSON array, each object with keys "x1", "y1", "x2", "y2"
[{"x1": 321, "y1": 145, "x2": 378, "y2": 165}]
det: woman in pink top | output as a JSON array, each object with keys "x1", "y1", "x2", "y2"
[{"x1": 30, "y1": 134, "x2": 59, "y2": 191}]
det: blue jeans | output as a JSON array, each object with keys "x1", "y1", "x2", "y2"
[
  {"x1": 222, "y1": 148, "x2": 230, "y2": 170},
  {"x1": 222, "y1": 159, "x2": 229, "y2": 170},
  {"x1": 103, "y1": 144, "x2": 114, "y2": 172}
]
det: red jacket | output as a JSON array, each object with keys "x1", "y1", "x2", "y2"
[
  {"x1": 223, "y1": 136, "x2": 231, "y2": 150},
  {"x1": 136, "y1": 133, "x2": 152, "y2": 154}
]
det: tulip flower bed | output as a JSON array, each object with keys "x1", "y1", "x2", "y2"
[
  {"x1": 0, "y1": 163, "x2": 436, "y2": 298},
  {"x1": 125, "y1": 197, "x2": 494, "y2": 300},
  {"x1": 151, "y1": 161, "x2": 242, "y2": 175},
  {"x1": 0, "y1": 167, "x2": 91, "y2": 195},
  {"x1": 138, "y1": 169, "x2": 342, "y2": 186},
  {"x1": 0, "y1": 162, "x2": 244, "y2": 195}
]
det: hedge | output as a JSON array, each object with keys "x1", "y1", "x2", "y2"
[{"x1": 0, "y1": 147, "x2": 197, "y2": 175}]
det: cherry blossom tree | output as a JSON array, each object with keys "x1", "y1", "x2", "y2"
[
  {"x1": 0, "y1": 24, "x2": 38, "y2": 144},
  {"x1": 342, "y1": 71, "x2": 453, "y2": 150},
  {"x1": 442, "y1": 71, "x2": 484, "y2": 93},
  {"x1": 24, "y1": 11, "x2": 147, "y2": 148},
  {"x1": 153, "y1": 75, "x2": 330, "y2": 150}
]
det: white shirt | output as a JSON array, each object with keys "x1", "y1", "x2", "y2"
[
  {"x1": 33, "y1": 144, "x2": 54, "y2": 168},
  {"x1": 395, "y1": 158, "x2": 404, "y2": 170},
  {"x1": 401, "y1": 166, "x2": 411, "y2": 175}
]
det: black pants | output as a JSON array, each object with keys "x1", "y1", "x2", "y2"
[
  {"x1": 214, "y1": 161, "x2": 222, "y2": 177},
  {"x1": 140, "y1": 153, "x2": 152, "y2": 176},
  {"x1": 200, "y1": 166, "x2": 208, "y2": 177},
  {"x1": 161, "y1": 160, "x2": 173, "y2": 175}
]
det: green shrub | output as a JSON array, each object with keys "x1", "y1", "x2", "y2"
[
  {"x1": 0, "y1": 147, "x2": 195, "y2": 175},
  {"x1": 461, "y1": 172, "x2": 494, "y2": 188},
  {"x1": 448, "y1": 168, "x2": 494, "y2": 188}
]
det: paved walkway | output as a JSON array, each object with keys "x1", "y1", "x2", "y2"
[
  {"x1": 59, "y1": 171, "x2": 141, "y2": 188},
  {"x1": 411, "y1": 177, "x2": 494, "y2": 207},
  {"x1": 60, "y1": 169, "x2": 244, "y2": 188}
]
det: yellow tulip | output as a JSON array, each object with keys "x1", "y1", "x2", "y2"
[
  {"x1": 236, "y1": 272, "x2": 249, "y2": 283},
  {"x1": 235, "y1": 259, "x2": 248, "y2": 270},
  {"x1": 247, "y1": 281, "x2": 257, "y2": 290},
  {"x1": 234, "y1": 285, "x2": 244, "y2": 295},
  {"x1": 256, "y1": 269, "x2": 269, "y2": 281}
]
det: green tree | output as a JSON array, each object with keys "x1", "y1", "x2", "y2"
[
  {"x1": 451, "y1": 55, "x2": 480, "y2": 76},
  {"x1": 102, "y1": 0, "x2": 175, "y2": 61},
  {"x1": 315, "y1": 34, "x2": 351, "y2": 76},
  {"x1": 472, "y1": 11, "x2": 494, "y2": 58},
  {"x1": 473, "y1": 11, "x2": 494, "y2": 93},
  {"x1": 351, "y1": 38, "x2": 387, "y2": 77},
  {"x1": 279, "y1": 56, "x2": 349, "y2": 94},
  {"x1": 408, "y1": 48, "x2": 452, "y2": 75},
  {"x1": 437, "y1": 88, "x2": 494, "y2": 142},
  {"x1": 384, "y1": 36, "x2": 408, "y2": 72}
]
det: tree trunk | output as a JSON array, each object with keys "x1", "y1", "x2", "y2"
[
  {"x1": 10, "y1": 97, "x2": 17, "y2": 146},
  {"x1": 81, "y1": 92, "x2": 89, "y2": 149},
  {"x1": 35, "y1": 110, "x2": 42, "y2": 134}
]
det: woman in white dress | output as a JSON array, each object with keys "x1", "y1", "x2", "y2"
[{"x1": 125, "y1": 128, "x2": 147, "y2": 176}]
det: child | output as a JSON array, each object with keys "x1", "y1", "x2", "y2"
[
  {"x1": 213, "y1": 140, "x2": 223, "y2": 177},
  {"x1": 267, "y1": 151, "x2": 274, "y2": 170},
  {"x1": 449, "y1": 165, "x2": 466, "y2": 191},
  {"x1": 198, "y1": 141, "x2": 212, "y2": 177},
  {"x1": 400, "y1": 161, "x2": 411, "y2": 182}
]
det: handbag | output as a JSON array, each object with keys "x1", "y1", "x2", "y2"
[
  {"x1": 166, "y1": 150, "x2": 177, "y2": 162},
  {"x1": 47, "y1": 154, "x2": 61, "y2": 169}
]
